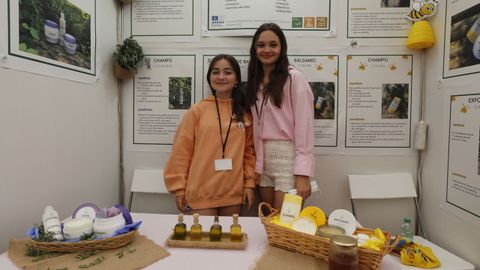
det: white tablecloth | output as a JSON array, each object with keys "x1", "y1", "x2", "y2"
[{"x1": 0, "y1": 213, "x2": 474, "y2": 270}]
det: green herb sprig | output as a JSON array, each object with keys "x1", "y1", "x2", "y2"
[{"x1": 78, "y1": 256, "x2": 105, "y2": 269}]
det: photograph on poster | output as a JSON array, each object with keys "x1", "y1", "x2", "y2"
[
  {"x1": 381, "y1": 0, "x2": 410, "y2": 8},
  {"x1": 381, "y1": 83, "x2": 409, "y2": 119},
  {"x1": 169, "y1": 77, "x2": 192, "y2": 110},
  {"x1": 310, "y1": 82, "x2": 335, "y2": 120},
  {"x1": 448, "y1": 3, "x2": 480, "y2": 71},
  {"x1": 442, "y1": 1, "x2": 480, "y2": 81},
  {"x1": 9, "y1": 0, "x2": 94, "y2": 74}
]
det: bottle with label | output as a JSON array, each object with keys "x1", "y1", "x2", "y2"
[
  {"x1": 42, "y1": 206, "x2": 64, "y2": 241},
  {"x1": 59, "y1": 11, "x2": 66, "y2": 46},
  {"x1": 467, "y1": 17, "x2": 480, "y2": 43},
  {"x1": 230, "y1": 214, "x2": 242, "y2": 242},
  {"x1": 174, "y1": 214, "x2": 186, "y2": 240},
  {"x1": 190, "y1": 213, "x2": 202, "y2": 241},
  {"x1": 387, "y1": 96, "x2": 402, "y2": 113},
  {"x1": 209, "y1": 216, "x2": 222, "y2": 241},
  {"x1": 401, "y1": 217, "x2": 414, "y2": 241}
]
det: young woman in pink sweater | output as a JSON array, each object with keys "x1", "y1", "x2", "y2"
[
  {"x1": 164, "y1": 54, "x2": 256, "y2": 216},
  {"x1": 245, "y1": 23, "x2": 315, "y2": 210}
]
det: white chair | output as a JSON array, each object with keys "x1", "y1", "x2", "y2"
[
  {"x1": 128, "y1": 169, "x2": 168, "y2": 211},
  {"x1": 348, "y1": 173, "x2": 426, "y2": 238}
]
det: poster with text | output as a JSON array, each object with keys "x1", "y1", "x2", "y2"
[
  {"x1": 203, "y1": 0, "x2": 331, "y2": 36},
  {"x1": 347, "y1": 0, "x2": 410, "y2": 38},
  {"x1": 133, "y1": 55, "x2": 195, "y2": 145},
  {"x1": 346, "y1": 55, "x2": 413, "y2": 148},
  {"x1": 131, "y1": 0, "x2": 194, "y2": 37},
  {"x1": 447, "y1": 93, "x2": 480, "y2": 219},
  {"x1": 202, "y1": 54, "x2": 339, "y2": 148},
  {"x1": 289, "y1": 55, "x2": 339, "y2": 147},
  {"x1": 5, "y1": 0, "x2": 96, "y2": 82},
  {"x1": 443, "y1": 0, "x2": 480, "y2": 78}
]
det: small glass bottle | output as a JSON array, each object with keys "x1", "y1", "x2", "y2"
[
  {"x1": 209, "y1": 216, "x2": 222, "y2": 242},
  {"x1": 174, "y1": 214, "x2": 186, "y2": 240},
  {"x1": 190, "y1": 213, "x2": 202, "y2": 241},
  {"x1": 328, "y1": 234, "x2": 359, "y2": 270},
  {"x1": 230, "y1": 214, "x2": 242, "y2": 242},
  {"x1": 401, "y1": 217, "x2": 413, "y2": 241}
]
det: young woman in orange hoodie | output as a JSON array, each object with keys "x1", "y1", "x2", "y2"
[{"x1": 164, "y1": 54, "x2": 256, "y2": 216}]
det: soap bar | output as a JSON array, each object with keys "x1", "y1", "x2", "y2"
[{"x1": 292, "y1": 217, "x2": 317, "y2": 235}]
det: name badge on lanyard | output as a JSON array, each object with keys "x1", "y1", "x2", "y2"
[
  {"x1": 215, "y1": 159, "x2": 233, "y2": 171},
  {"x1": 214, "y1": 95, "x2": 233, "y2": 172}
]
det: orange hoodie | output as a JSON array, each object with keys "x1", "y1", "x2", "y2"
[{"x1": 164, "y1": 95, "x2": 256, "y2": 210}]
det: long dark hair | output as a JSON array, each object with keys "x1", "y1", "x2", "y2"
[
  {"x1": 246, "y1": 23, "x2": 290, "y2": 109},
  {"x1": 207, "y1": 54, "x2": 245, "y2": 122}
]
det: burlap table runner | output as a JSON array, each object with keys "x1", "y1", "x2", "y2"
[
  {"x1": 8, "y1": 234, "x2": 169, "y2": 270},
  {"x1": 252, "y1": 246, "x2": 328, "y2": 270}
]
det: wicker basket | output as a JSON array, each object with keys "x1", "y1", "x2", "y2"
[
  {"x1": 259, "y1": 202, "x2": 398, "y2": 270},
  {"x1": 27, "y1": 230, "x2": 138, "y2": 253}
]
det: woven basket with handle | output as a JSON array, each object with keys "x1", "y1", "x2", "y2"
[
  {"x1": 27, "y1": 230, "x2": 138, "y2": 253},
  {"x1": 258, "y1": 202, "x2": 399, "y2": 270}
]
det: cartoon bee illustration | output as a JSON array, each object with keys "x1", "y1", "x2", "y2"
[{"x1": 406, "y1": 0, "x2": 438, "y2": 21}]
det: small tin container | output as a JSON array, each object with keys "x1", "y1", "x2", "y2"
[{"x1": 317, "y1": 224, "x2": 345, "y2": 239}]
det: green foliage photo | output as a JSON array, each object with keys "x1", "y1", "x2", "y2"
[{"x1": 18, "y1": 0, "x2": 92, "y2": 69}]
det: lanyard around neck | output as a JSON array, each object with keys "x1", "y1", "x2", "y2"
[
  {"x1": 254, "y1": 87, "x2": 270, "y2": 121},
  {"x1": 214, "y1": 95, "x2": 233, "y2": 159}
]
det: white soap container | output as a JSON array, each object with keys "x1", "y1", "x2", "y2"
[
  {"x1": 93, "y1": 213, "x2": 126, "y2": 238},
  {"x1": 63, "y1": 34, "x2": 77, "y2": 55},
  {"x1": 63, "y1": 217, "x2": 94, "y2": 240},
  {"x1": 44, "y1": 20, "x2": 59, "y2": 44}
]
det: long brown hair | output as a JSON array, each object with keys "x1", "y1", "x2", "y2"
[
  {"x1": 206, "y1": 54, "x2": 245, "y2": 122},
  {"x1": 246, "y1": 23, "x2": 290, "y2": 109}
]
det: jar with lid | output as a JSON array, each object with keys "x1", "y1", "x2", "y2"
[{"x1": 328, "y1": 234, "x2": 359, "y2": 270}]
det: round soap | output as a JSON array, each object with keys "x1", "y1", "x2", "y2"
[
  {"x1": 72, "y1": 203, "x2": 100, "y2": 220},
  {"x1": 299, "y1": 206, "x2": 327, "y2": 226},
  {"x1": 328, "y1": 209, "x2": 357, "y2": 235},
  {"x1": 292, "y1": 216, "x2": 317, "y2": 235}
]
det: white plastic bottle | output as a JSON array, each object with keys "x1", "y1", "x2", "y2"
[
  {"x1": 42, "y1": 206, "x2": 64, "y2": 240},
  {"x1": 59, "y1": 11, "x2": 66, "y2": 46}
]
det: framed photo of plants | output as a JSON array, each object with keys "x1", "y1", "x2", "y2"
[{"x1": 5, "y1": 0, "x2": 96, "y2": 82}]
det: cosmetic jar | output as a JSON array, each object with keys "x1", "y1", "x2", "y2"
[
  {"x1": 93, "y1": 212, "x2": 126, "y2": 238},
  {"x1": 44, "y1": 20, "x2": 59, "y2": 44},
  {"x1": 63, "y1": 217, "x2": 94, "y2": 240},
  {"x1": 63, "y1": 34, "x2": 77, "y2": 55}
]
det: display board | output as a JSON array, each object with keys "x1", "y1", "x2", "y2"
[{"x1": 446, "y1": 93, "x2": 480, "y2": 218}]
